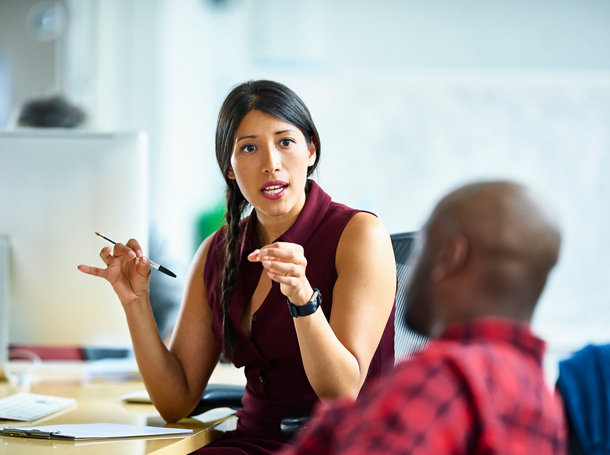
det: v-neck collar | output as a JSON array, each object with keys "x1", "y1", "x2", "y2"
[{"x1": 238, "y1": 179, "x2": 332, "y2": 261}]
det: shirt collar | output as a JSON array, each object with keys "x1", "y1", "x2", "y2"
[
  {"x1": 439, "y1": 317, "x2": 546, "y2": 364},
  {"x1": 278, "y1": 180, "x2": 331, "y2": 244},
  {"x1": 239, "y1": 179, "x2": 332, "y2": 259}
]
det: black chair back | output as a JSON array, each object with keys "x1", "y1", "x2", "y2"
[{"x1": 390, "y1": 232, "x2": 429, "y2": 363}]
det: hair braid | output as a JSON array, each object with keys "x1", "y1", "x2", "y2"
[{"x1": 220, "y1": 183, "x2": 249, "y2": 359}]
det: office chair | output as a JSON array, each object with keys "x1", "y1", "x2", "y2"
[
  {"x1": 190, "y1": 231, "x2": 429, "y2": 435},
  {"x1": 391, "y1": 231, "x2": 429, "y2": 362},
  {"x1": 556, "y1": 344, "x2": 610, "y2": 455}
]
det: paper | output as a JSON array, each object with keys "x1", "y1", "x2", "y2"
[
  {"x1": 120, "y1": 389, "x2": 151, "y2": 404},
  {"x1": 193, "y1": 407, "x2": 236, "y2": 422},
  {"x1": 82, "y1": 358, "x2": 142, "y2": 382},
  {"x1": 0, "y1": 423, "x2": 192, "y2": 440}
]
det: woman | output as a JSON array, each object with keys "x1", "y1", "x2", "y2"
[{"x1": 78, "y1": 80, "x2": 396, "y2": 454}]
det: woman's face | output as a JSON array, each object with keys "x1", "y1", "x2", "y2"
[{"x1": 228, "y1": 109, "x2": 316, "y2": 225}]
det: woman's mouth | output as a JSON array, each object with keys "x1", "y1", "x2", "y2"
[{"x1": 260, "y1": 181, "x2": 288, "y2": 200}]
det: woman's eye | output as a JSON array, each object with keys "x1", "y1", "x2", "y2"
[
  {"x1": 279, "y1": 138, "x2": 294, "y2": 147},
  {"x1": 241, "y1": 144, "x2": 256, "y2": 153}
]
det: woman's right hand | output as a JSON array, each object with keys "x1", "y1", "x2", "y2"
[{"x1": 77, "y1": 238, "x2": 151, "y2": 307}]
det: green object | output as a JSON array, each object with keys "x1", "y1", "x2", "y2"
[{"x1": 194, "y1": 201, "x2": 226, "y2": 253}]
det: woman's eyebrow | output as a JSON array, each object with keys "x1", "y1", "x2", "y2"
[
  {"x1": 236, "y1": 129, "x2": 297, "y2": 143},
  {"x1": 235, "y1": 134, "x2": 256, "y2": 143}
]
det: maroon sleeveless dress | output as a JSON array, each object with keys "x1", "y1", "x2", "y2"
[{"x1": 196, "y1": 181, "x2": 395, "y2": 454}]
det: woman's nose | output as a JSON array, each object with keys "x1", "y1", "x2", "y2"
[{"x1": 262, "y1": 146, "x2": 281, "y2": 174}]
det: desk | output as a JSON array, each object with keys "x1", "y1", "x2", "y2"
[{"x1": 0, "y1": 363, "x2": 244, "y2": 454}]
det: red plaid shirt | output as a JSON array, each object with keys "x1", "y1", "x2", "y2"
[{"x1": 281, "y1": 318, "x2": 567, "y2": 455}]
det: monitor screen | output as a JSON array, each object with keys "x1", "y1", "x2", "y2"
[
  {"x1": 0, "y1": 130, "x2": 148, "y2": 354},
  {"x1": 0, "y1": 55, "x2": 9, "y2": 128}
]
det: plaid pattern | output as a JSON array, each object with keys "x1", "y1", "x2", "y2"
[{"x1": 281, "y1": 318, "x2": 567, "y2": 455}]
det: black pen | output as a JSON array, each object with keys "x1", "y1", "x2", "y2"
[{"x1": 94, "y1": 232, "x2": 177, "y2": 278}]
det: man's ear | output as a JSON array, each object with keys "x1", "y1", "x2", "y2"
[{"x1": 431, "y1": 235, "x2": 469, "y2": 282}]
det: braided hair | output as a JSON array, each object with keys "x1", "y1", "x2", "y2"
[{"x1": 215, "y1": 80, "x2": 321, "y2": 359}]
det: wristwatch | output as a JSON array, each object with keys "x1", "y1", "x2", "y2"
[{"x1": 287, "y1": 288, "x2": 322, "y2": 318}]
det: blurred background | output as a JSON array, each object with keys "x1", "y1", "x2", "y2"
[{"x1": 1, "y1": 0, "x2": 609, "y2": 364}]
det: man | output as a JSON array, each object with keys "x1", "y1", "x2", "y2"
[{"x1": 281, "y1": 180, "x2": 567, "y2": 455}]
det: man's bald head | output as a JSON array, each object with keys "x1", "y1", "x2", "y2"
[{"x1": 405, "y1": 181, "x2": 561, "y2": 337}]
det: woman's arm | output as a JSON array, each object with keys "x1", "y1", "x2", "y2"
[
  {"x1": 78, "y1": 235, "x2": 221, "y2": 422},
  {"x1": 161, "y1": 236, "x2": 222, "y2": 420},
  {"x1": 249, "y1": 212, "x2": 396, "y2": 399}
]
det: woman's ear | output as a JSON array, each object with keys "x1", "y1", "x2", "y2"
[
  {"x1": 307, "y1": 137, "x2": 317, "y2": 166},
  {"x1": 431, "y1": 235, "x2": 469, "y2": 282},
  {"x1": 227, "y1": 168, "x2": 235, "y2": 180}
]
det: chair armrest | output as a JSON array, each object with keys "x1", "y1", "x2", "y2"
[
  {"x1": 188, "y1": 383, "x2": 310, "y2": 437},
  {"x1": 280, "y1": 413, "x2": 311, "y2": 436},
  {"x1": 188, "y1": 384, "x2": 245, "y2": 417}
]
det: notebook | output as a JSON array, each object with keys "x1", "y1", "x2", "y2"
[{"x1": 0, "y1": 423, "x2": 193, "y2": 440}]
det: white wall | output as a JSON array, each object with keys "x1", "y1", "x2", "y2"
[
  {"x1": 3, "y1": 0, "x2": 610, "y2": 358},
  {"x1": 301, "y1": 70, "x2": 610, "y2": 349}
]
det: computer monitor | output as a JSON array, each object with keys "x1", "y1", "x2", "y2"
[
  {"x1": 0, "y1": 234, "x2": 9, "y2": 376},
  {"x1": 0, "y1": 56, "x2": 9, "y2": 128},
  {"x1": 0, "y1": 130, "x2": 148, "y2": 361}
]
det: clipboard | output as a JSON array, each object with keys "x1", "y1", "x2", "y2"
[{"x1": 0, "y1": 423, "x2": 192, "y2": 440}]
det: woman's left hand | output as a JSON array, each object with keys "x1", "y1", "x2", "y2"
[{"x1": 247, "y1": 242, "x2": 314, "y2": 305}]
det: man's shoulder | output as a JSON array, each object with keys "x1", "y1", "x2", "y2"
[
  {"x1": 405, "y1": 338, "x2": 476, "y2": 363},
  {"x1": 386, "y1": 339, "x2": 490, "y2": 389},
  {"x1": 362, "y1": 343, "x2": 468, "y2": 399}
]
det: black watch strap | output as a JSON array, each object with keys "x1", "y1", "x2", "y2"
[{"x1": 287, "y1": 289, "x2": 322, "y2": 318}]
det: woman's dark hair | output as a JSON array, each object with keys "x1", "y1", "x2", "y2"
[{"x1": 215, "y1": 80, "x2": 321, "y2": 358}]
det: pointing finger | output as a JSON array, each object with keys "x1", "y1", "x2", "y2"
[{"x1": 77, "y1": 264, "x2": 108, "y2": 279}]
